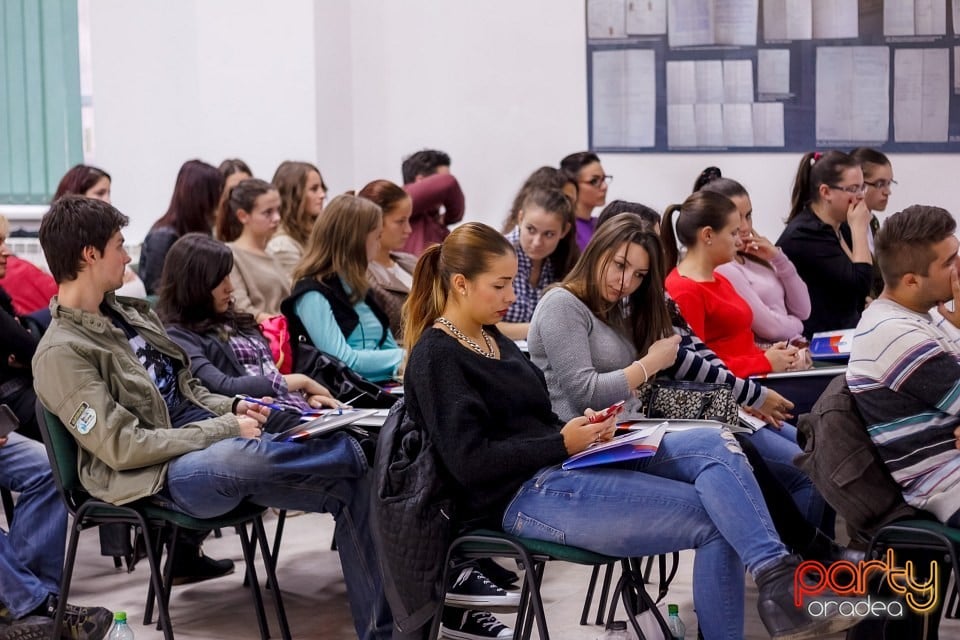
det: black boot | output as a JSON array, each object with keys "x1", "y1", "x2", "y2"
[
  {"x1": 756, "y1": 555, "x2": 862, "y2": 640},
  {"x1": 802, "y1": 530, "x2": 866, "y2": 565}
]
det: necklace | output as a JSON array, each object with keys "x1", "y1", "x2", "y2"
[{"x1": 435, "y1": 317, "x2": 496, "y2": 359}]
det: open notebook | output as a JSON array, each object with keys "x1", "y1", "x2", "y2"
[{"x1": 275, "y1": 409, "x2": 379, "y2": 442}]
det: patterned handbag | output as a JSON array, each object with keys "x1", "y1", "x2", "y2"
[{"x1": 637, "y1": 379, "x2": 739, "y2": 427}]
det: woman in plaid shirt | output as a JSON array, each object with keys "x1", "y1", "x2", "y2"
[{"x1": 498, "y1": 188, "x2": 579, "y2": 340}]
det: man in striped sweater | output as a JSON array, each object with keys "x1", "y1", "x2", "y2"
[{"x1": 847, "y1": 205, "x2": 960, "y2": 525}]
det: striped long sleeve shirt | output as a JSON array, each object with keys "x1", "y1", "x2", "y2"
[{"x1": 847, "y1": 299, "x2": 960, "y2": 522}]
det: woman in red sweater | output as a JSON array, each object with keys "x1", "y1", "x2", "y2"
[{"x1": 662, "y1": 191, "x2": 804, "y2": 378}]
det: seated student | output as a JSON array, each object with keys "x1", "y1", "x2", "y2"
[
  {"x1": 591, "y1": 205, "x2": 795, "y2": 425},
  {"x1": 697, "y1": 168, "x2": 812, "y2": 346},
  {"x1": 400, "y1": 149, "x2": 465, "y2": 256},
  {"x1": 850, "y1": 147, "x2": 896, "y2": 304},
  {"x1": 357, "y1": 180, "x2": 416, "y2": 340},
  {"x1": 140, "y1": 160, "x2": 224, "y2": 295},
  {"x1": 776, "y1": 151, "x2": 873, "y2": 337},
  {"x1": 52, "y1": 164, "x2": 145, "y2": 299},
  {"x1": 0, "y1": 228, "x2": 43, "y2": 443},
  {"x1": 664, "y1": 191, "x2": 805, "y2": 378},
  {"x1": 529, "y1": 214, "x2": 836, "y2": 553},
  {"x1": 500, "y1": 166, "x2": 578, "y2": 235},
  {"x1": 284, "y1": 195, "x2": 403, "y2": 383},
  {"x1": 215, "y1": 178, "x2": 291, "y2": 322},
  {"x1": 267, "y1": 161, "x2": 327, "y2": 278},
  {"x1": 157, "y1": 234, "x2": 338, "y2": 433},
  {"x1": 560, "y1": 151, "x2": 611, "y2": 250},
  {"x1": 848, "y1": 205, "x2": 960, "y2": 527},
  {"x1": 214, "y1": 158, "x2": 252, "y2": 236},
  {"x1": 498, "y1": 188, "x2": 578, "y2": 340},
  {"x1": 402, "y1": 222, "x2": 853, "y2": 640},
  {"x1": 31, "y1": 196, "x2": 392, "y2": 640},
  {"x1": 1, "y1": 431, "x2": 113, "y2": 639}
]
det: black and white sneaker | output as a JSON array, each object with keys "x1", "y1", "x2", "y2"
[
  {"x1": 445, "y1": 567, "x2": 521, "y2": 608},
  {"x1": 440, "y1": 609, "x2": 513, "y2": 640}
]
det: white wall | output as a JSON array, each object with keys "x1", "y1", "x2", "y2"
[{"x1": 89, "y1": 0, "x2": 948, "y2": 243}]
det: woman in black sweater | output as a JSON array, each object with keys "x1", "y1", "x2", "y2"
[{"x1": 402, "y1": 223, "x2": 855, "y2": 640}]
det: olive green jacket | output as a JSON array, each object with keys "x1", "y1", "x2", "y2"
[{"x1": 32, "y1": 294, "x2": 241, "y2": 505}]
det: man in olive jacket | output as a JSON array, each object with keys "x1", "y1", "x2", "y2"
[{"x1": 32, "y1": 196, "x2": 391, "y2": 640}]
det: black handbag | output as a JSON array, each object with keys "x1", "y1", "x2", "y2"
[
  {"x1": 293, "y1": 339, "x2": 399, "y2": 409},
  {"x1": 638, "y1": 379, "x2": 739, "y2": 427}
]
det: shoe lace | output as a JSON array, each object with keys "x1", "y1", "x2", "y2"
[
  {"x1": 473, "y1": 571, "x2": 506, "y2": 594},
  {"x1": 471, "y1": 611, "x2": 505, "y2": 631}
]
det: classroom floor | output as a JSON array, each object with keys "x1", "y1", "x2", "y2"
[{"x1": 24, "y1": 510, "x2": 956, "y2": 640}]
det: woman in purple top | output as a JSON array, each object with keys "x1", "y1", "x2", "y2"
[
  {"x1": 560, "y1": 151, "x2": 611, "y2": 250},
  {"x1": 696, "y1": 167, "x2": 811, "y2": 346}
]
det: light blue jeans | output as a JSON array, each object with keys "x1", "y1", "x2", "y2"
[
  {"x1": 0, "y1": 432, "x2": 68, "y2": 618},
  {"x1": 502, "y1": 428, "x2": 788, "y2": 640},
  {"x1": 159, "y1": 431, "x2": 391, "y2": 640},
  {"x1": 746, "y1": 424, "x2": 830, "y2": 533}
]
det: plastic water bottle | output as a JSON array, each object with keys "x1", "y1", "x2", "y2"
[
  {"x1": 596, "y1": 620, "x2": 630, "y2": 639},
  {"x1": 107, "y1": 611, "x2": 134, "y2": 639},
  {"x1": 665, "y1": 603, "x2": 686, "y2": 639}
]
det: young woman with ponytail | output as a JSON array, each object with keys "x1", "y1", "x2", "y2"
[
  {"x1": 695, "y1": 167, "x2": 811, "y2": 345},
  {"x1": 776, "y1": 151, "x2": 873, "y2": 336},
  {"x1": 401, "y1": 223, "x2": 853, "y2": 640},
  {"x1": 662, "y1": 191, "x2": 804, "y2": 377}
]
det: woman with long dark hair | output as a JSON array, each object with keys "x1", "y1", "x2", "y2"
[
  {"x1": 140, "y1": 159, "x2": 224, "y2": 295},
  {"x1": 156, "y1": 233, "x2": 337, "y2": 433}
]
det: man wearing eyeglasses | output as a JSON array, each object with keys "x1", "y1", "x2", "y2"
[{"x1": 560, "y1": 151, "x2": 612, "y2": 251}]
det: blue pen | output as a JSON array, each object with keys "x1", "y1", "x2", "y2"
[{"x1": 237, "y1": 396, "x2": 289, "y2": 413}]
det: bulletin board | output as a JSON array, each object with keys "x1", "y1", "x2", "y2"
[{"x1": 586, "y1": 0, "x2": 960, "y2": 152}]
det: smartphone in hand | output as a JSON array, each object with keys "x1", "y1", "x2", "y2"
[
  {"x1": 0, "y1": 404, "x2": 19, "y2": 438},
  {"x1": 588, "y1": 400, "x2": 625, "y2": 424}
]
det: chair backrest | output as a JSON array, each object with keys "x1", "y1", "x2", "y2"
[{"x1": 34, "y1": 400, "x2": 92, "y2": 515}]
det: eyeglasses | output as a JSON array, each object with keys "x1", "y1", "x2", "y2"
[
  {"x1": 827, "y1": 183, "x2": 867, "y2": 195},
  {"x1": 864, "y1": 179, "x2": 897, "y2": 191},
  {"x1": 582, "y1": 175, "x2": 613, "y2": 188}
]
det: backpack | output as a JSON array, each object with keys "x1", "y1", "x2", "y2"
[
  {"x1": 795, "y1": 375, "x2": 920, "y2": 538},
  {"x1": 258, "y1": 314, "x2": 294, "y2": 375}
]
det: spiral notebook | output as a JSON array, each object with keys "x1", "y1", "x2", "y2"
[{"x1": 562, "y1": 422, "x2": 667, "y2": 470}]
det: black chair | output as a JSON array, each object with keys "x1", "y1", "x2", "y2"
[
  {"x1": 432, "y1": 529, "x2": 671, "y2": 640},
  {"x1": 36, "y1": 403, "x2": 291, "y2": 640}
]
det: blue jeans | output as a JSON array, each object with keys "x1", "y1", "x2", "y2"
[
  {"x1": 160, "y1": 431, "x2": 391, "y2": 640},
  {"x1": 502, "y1": 428, "x2": 787, "y2": 640},
  {"x1": 746, "y1": 425, "x2": 829, "y2": 533},
  {"x1": 0, "y1": 432, "x2": 67, "y2": 618}
]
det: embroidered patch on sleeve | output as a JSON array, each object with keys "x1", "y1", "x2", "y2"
[{"x1": 69, "y1": 402, "x2": 98, "y2": 435}]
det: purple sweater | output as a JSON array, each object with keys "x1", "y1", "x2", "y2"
[{"x1": 715, "y1": 251, "x2": 811, "y2": 343}]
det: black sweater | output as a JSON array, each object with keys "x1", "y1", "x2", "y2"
[
  {"x1": 404, "y1": 327, "x2": 568, "y2": 527},
  {"x1": 776, "y1": 207, "x2": 873, "y2": 337}
]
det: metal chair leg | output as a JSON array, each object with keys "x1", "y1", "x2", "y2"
[
  {"x1": 238, "y1": 522, "x2": 271, "y2": 640},
  {"x1": 254, "y1": 516, "x2": 292, "y2": 640},
  {"x1": 579, "y1": 565, "x2": 601, "y2": 625}
]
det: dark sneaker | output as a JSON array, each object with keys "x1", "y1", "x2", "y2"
[
  {"x1": 445, "y1": 567, "x2": 521, "y2": 608},
  {"x1": 171, "y1": 548, "x2": 235, "y2": 586},
  {"x1": 440, "y1": 609, "x2": 513, "y2": 640},
  {"x1": 30, "y1": 595, "x2": 112, "y2": 640},
  {"x1": 0, "y1": 616, "x2": 56, "y2": 640}
]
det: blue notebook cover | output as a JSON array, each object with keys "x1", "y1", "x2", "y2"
[{"x1": 562, "y1": 422, "x2": 666, "y2": 470}]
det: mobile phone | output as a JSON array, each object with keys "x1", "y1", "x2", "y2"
[
  {"x1": 588, "y1": 400, "x2": 625, "y2": 424},
  {"x1": 0, "y1": 404, "x2": 19, "y2": 438}
]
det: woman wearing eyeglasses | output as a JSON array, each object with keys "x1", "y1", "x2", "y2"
[
  {"x1": 776, "y1": 151, "x2": 873, "y2": 337},
  {"x1": 560, "y1": 151, "x2": 611, "y2": 251},
  {"x1": 850, "y1": 147, "x2": 896, "y2": 305}
]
